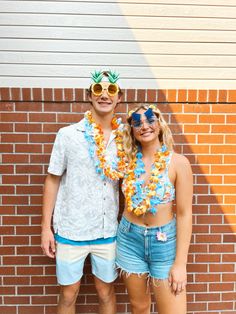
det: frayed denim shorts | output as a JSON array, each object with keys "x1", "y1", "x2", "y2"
[{"x1": 116, "y1": 216, "x2": 176, "y2": 280}]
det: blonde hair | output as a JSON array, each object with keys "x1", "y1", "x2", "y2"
[{"x1": 123, "y1": 104, "x2": 174, "y2": 159}]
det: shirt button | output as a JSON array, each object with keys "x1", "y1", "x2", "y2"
[
  {"x1": 104, "y1": 182, "x2": 106, "y2": 186},
  {"x1": 103, "y1": 197, "x2": 106, "y2": 200}
]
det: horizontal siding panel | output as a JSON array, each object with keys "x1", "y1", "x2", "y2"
[
  {"x1": 1, "y1": 27, "x2": 236, "y2": 43},
  {"x1": 1, "y1": 1, "x2": 236, "y2": 18},
  {"x1": 1, "y1": 64, "x2": 236, "y2": 80},
  {"x1": 1, "y1": 14, "x2": 236, "y2": 30},
  {"x1": 2, "y1": 52, "x2": 236, "y2": 67},
  {"x1": 0, "y1": 77, "x2": 235, "y2": 89},
  {"x1": 4, "y1": 0, "x2": 236, "y2": 6},
  {"x1": 0, "y1": 0, "x2": 236, "y2": 89},
  {"x1": 1, "y1": 39, "x2": 236, "y2": 55}
]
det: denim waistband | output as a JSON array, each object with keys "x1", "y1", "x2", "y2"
[{"x1": 121, "y1": 215, "x2": 176, "y2": 235}]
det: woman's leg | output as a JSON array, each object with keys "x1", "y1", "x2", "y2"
[
  {"x1": 152, "y1": 279, "x2": 186, "y2": 314},
  {"x1": 123, "y1": 273, "x2": 151, "y2": 314}
]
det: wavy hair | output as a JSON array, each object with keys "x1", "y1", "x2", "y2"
[{"x1": 123, "y1": 104, "x2": 174, "y2": 159}]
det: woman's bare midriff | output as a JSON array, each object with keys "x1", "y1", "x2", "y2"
[{"x1": 123, "y1": 202, "x2": 174, "y2": 227}]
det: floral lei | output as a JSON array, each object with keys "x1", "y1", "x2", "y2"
[
  {"x1": 84, "y1": 110, "x2": 126, "y2": 180},
  {"x1": 124, "y1": 145, "x2": 170, "y2": 216}
]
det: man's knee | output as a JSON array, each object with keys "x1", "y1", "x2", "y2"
[
  {"x1": 95, "y1": 281, "x2": 115, "y2": 303},
  {"x1": 59, "y1": 283, "x2": 80, "y2": 307}
]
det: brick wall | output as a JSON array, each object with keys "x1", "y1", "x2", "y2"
[{"x1": 0, "y1": 88, "x2": 235, "y2": 314}]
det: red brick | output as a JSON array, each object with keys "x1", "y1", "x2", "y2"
[
  {"x1": 4, "y1": 276, "x2": 30, "y2": 285},
  {"x1": 18, "y1": 306, "x2": 45, "y2": 314},
  {"x1": 0, "y1": 102, "x2": 14, "y2": 111},
  {"x1": 0, "y1": 144, "x2": 14, "y2": 152},
  {"x1": 198, "y1": 90, "x2": 208, "y2": 103},
  {"x1": 0, "y1": 185, "x2": 14, "y2": 194},
  {"x1": 3, "y1": 256, "x2": 29, "y2": 265},
  {"x1": 16, "y1": 226, "x2": 41, "y2": 235},
  {"x1": 15, "y1": 102, "x2": 42, "y2": 112},
  {"x1": 29, "y1": 134, "x2": 55, "y2": 143},
  {"x1": 157, "y1": 89, "x2": 167, "y2": 102},
  {"x1": 228, "y1": 90, "x2": 236, "y2": 102},
  {"x1": 30, "y1": 154, "x2": 50, "y2": 163},
  {"x1": 44, "y1": 102, "x2": 70, "y2": 112},
  {"x1": 15, "y1": 123, "x2": 42, "y2": 132},
  {"x1": 15, "y1": 144, "x2": 42, "y2": 153},
  {"x1": 126, "y1": 89, "x2": 136, "y2": 102},
  {"x1": 208, "y1": 301, "x2": 233, "y2": 310},
  {"x1": 208, "y1": 90, "x2": 218, "y2": 102},
  {"x1": 57, "y1": 113, "x2": 82, "y2": 123},
  {"x1": 1, "y1": 134, "x2": 28, "y2": 143},
  {"x1": 2, "y1": 154, "x2": 29, "y2": 164},
  {"x1": 22, "y1": 88, "x2": 31, "y2": 101},
  {"x1": 11, "y1": 87, "x2": 21, "y2": 101},
  {"x1": 0, "y1": 306, "x2": 16, "y2": 314},
  {"x1": 32, "y1": 88, "x2": 42, "y2": 101},
  {"x1": 3, "y1": 236, "x2": 29, "y2": 245},
  {"x1": 16, "y1": 185, "x2": 42, "y2": 195},
  {"x1": 18, "y1": 286, "x2": 44, "y2": 295},
  {"x1": 29, "y1": 113, "x2": 56, "y2": 122},
  {"x1": 1, "y1": 112, "x2": 27, "y2": 122},
  {"x1": 210, "y1": 282, "x2": 234, "y2": 291},
  {"x1": 43, "y1": 88, "x2": 53, "y2": 101},
  {"x1": 75, "y1": 88, "x2": 84, "y2": 101},
  {"x1": 209, "y1": 264, "x2": 234, "y2": 272},
  {"x1": 72, "y1": 102, "x2": 90, "y2": 113},
  {"x1": 0, "y1": 87, "x2": 10, "y2": 100},
  {"x1": 2, "y1": 195, "x2": 28, "y2": 205},
  {"x1": 218, "y1": 90, "x2": 227, "y2": 102},
  {"x1": 16, "y1": 165, "x2": 42, "y2": 174},
  {"x1": 199, "y1": 114, "x2": 225, "y2": 123},
  {"x1": 53, "y1": 88, "x2": 63, "y2": 101},
  {"x1": 212, "y1": 104, "x2": 236, "y2": 113},
  {"x1": 0, "y1": 123, "x2": 14, "y2": 132},
  {"x1": 137, "y1": 89, "x2": 146, "y2": 102},
  {"x1": 177, "y1": 89, "x2": 187, "y2": 102},
  {"x1": 64, "y1": 88, "x2": 74, "y2": 101}
]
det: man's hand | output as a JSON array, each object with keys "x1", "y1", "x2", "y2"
[{"x1": 41, "y1": 229, "x2": 56, "y2": 258}]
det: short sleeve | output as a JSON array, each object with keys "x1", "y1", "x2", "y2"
[{"x1": 48, "y1": 129, "x2": 67, "y2": 176}]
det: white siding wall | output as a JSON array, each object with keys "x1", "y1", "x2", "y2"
[{"x1": 0, "y1": 0, "x2": 236, "y2": 89}]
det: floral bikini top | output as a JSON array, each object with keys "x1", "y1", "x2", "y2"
[
  {"x1": 122, "y1": 150, "x2": 175, "y2": 216},
  {"x1": 151, "y1": 152, "x2": 175, "y2": 204}
]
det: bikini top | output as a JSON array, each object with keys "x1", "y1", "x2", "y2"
[{"x1": 122, "y1": 151, "x2": 175, "y2": 206}]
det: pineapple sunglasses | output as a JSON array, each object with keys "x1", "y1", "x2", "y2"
[{"x1": 91, "y1": 82, "x2": 119, "y2": 97}]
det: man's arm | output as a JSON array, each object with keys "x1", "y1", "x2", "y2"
[{"x1": 41, "y1": 173, "x2": 61, "y2": 258}]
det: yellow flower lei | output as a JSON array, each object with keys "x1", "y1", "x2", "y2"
[
  {"x1": 123, "y1": 148, "x2": 170, "y2": 216},
  {"x1": 85, "y1": 111, "x2": 126, "y2": 180}
]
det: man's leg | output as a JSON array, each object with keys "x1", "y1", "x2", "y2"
[
  {"x1": 57, "y1": 281, "x2": 81, "y2": 314},
  {"x1": 94, "y1": 276, "x2": 116, "y2": 314}
]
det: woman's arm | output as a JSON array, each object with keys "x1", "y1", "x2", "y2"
[
  {"x1": 168, "y1": 154, "x2": 193, "y2": 294},
  {"x1": 41, "y1": 173, "x2": 61, "y2": 258}
]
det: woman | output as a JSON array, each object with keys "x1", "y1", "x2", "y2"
[{"x1": 116, "y1": 104, "x2": 193, "y2": 314}]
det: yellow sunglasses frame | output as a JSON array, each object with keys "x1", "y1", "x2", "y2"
[{"x1": 91, "y1": 83, "x2": 119, "y2": 97}]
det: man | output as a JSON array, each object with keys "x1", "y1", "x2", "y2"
[{"x1": 41, "y1": 70, "x2": 125, "y2": 314}]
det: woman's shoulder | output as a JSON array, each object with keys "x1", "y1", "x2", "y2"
[{"x1": 171, "y1": 152, "x2": 192, "y2": 170}]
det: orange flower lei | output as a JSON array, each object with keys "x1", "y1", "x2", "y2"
[
  {"x1": 85, "y1": 111, "x2": 126, "y2": 180},
  {"x1": 123, "y1": 147, "x2": 170, "y2": 216}
]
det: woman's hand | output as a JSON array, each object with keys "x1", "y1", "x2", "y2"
[{"x1": 168, "y1": 262, "x2": 187, "y2": 295}]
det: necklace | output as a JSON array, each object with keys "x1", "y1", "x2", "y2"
[
  {"x1": 123, "y1": 145, "x2": 169, "y2": 216},
  {"x1": 84, "y1": 111, "x2": 126, "y2": 180}
]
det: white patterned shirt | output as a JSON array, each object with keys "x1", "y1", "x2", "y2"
[{"x1": 48, "y1": 118, "x2": 120, "y2": 241}]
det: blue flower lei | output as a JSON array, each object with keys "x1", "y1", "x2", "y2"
[{"x1": 131, "y1": 145, "x2": 168, "y2": 215}]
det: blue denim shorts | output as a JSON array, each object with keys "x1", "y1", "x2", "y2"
[{"x1": 116, "y1": 216, "x2": 176, "y2": 280}]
